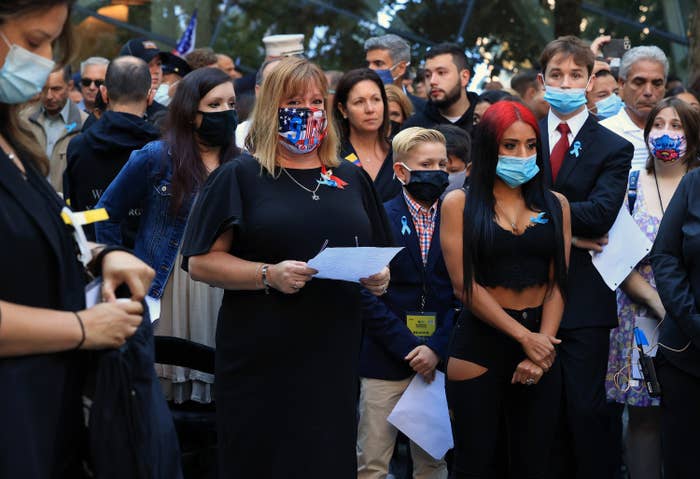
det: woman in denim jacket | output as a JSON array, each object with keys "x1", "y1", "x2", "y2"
[{"x1": 96, "y1": 67, "x2": 241, "y2": 403}]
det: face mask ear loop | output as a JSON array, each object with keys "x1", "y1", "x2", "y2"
[{"x1": 0, "y1": 31, "x2": 10, "y2": 49}]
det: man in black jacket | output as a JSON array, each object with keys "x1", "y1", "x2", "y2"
[
  {"x1": 65, "y1": 56, "x2": 160, "y2": 245},
  {"x1": 402, "y1": 43, "x2": 478, "y2": 134}
]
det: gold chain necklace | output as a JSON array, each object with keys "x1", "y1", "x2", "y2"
[{"x1": 495, "y1": 202, "x2": 521, "y2": 233}]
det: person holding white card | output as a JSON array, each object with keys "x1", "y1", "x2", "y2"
[
  {"x1": 606, "y1": 96, "x2": 700, "y2": 479},
  {"x1": 180, "y1": 57, "x2": 393, "y2": 478}
]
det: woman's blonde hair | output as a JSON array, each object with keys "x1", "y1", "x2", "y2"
[
  {"x1": 385, "y1": 83, "x2": 414, "y2": 121},
  {"x1": 245, "y1": 56, "x2": 340, "y2": 174}
]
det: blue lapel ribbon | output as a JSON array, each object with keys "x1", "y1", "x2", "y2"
[
  {"x1": 569, "y1": 141, "x2": 582, "y2": 158},
  {"x1": 401, "y1": 215, "x2": 411, "y2": 236}
]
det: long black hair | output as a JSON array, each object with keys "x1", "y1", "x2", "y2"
[
  {"x1": 462, "y1": 100, "x2": 567, "y2": 302},
  {"x1": 164, "y1": 67, "x2": 240, "y2": 214}
]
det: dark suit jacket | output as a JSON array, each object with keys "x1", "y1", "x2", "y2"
[
  {"x1": 360, "y1": 194, "x2": 458, "y2": 380},
  {"x1": 651, "y1": 168, "x2": 700, "y2": 377},
  {"x1": 540, "y1": 114, "x2": 633, "y2": 329}
]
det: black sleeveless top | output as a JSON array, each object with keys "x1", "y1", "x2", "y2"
[{"x1": 476, "y1": 212, "x2": 555, "y2": 291}]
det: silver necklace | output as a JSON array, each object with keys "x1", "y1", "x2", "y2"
[{"x1": 282, "y1": 167, "x2": 321, "y2": 200}]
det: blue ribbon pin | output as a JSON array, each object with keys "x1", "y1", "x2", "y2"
[
  {"x1": 530, "y1": 212, "x2": 548, "y2": 224},
  {"x1": 569, "y1": 141, "x2": 582, "y2": 158},
  {"x1": 401, "y1": 216, "x2": 411, "y2": 235},
  {"x1": 634, "y1": 327, "x2": 649, "y2": 347},
  {"x1": 65, "y1": 122, "x2": 77, "y2": 133}
]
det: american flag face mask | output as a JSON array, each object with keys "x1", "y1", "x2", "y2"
[{"x1": 278, "y1": 107, "x2": 328, "y2": 154}]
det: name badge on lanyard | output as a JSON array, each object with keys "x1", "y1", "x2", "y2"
[{"x1": 406, "y1": 311, "x2": 437, "y2": 337}]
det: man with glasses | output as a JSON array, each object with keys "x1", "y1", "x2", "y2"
[{"x1": 77, "y1": 56, "x2": 109, "y2": 114}]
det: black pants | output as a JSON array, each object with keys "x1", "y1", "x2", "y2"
[
  {"x1": 446, "y1": 307, "x2": 561, "y2": 479},
  {"x1": 657, "y1": 354, "x2": 700, "y2": 479},
  {"x1": 547, "y1": 327, "x2": 621, "y2": 479}
]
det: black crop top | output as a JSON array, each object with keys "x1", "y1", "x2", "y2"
[{"x1": 476, "y1": 213, "x2": 555, "y2": 291}]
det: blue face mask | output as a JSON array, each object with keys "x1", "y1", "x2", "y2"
[
  {"x1": 0, "y1": 32, "x2": 55, "y2": 104},
  {"x1": 374, "y1": 67, "x2": 396, "y2": 85},
  {"x1": 594, "y1": 93, "x2": 623, "y2": 120},
  {"x1": 544, "y1": 85, "x2": 588, "y2": 115},
  {"x1": 496, "y1": 154, "x2": 540, "y2": 188}
]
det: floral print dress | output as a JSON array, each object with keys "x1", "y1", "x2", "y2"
[{"x1": 605, "y1": 178, "x2": 662, "y2": 407}]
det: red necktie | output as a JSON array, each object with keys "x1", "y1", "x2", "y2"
[{"x1": 550, "y1": 122, "x2": 570, "y2": 182}]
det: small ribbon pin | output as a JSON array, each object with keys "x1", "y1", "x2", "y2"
[
  {"x1": 65, "y1": 122, "x2": 77, "y2": 133},
  {"x1": 401, "y1": 216, "x2": 411, "y2": 235},
  {"x1": 569, "y1": 141, "x2": 582, "y2": 158},
  {"x1": 530, "y1": 212, "x2": 548, "y2": 224}
]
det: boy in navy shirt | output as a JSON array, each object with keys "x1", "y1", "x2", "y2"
[{"x1": 358, "y1": 127, "x2": 458, "y2": 479}]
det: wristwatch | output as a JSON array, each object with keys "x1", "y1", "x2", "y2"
[{"x1": 261, "y1": 264, "x2": 271, "y2": 294}]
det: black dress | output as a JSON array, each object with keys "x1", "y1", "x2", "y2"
[
  {"x1": 182, "y1": 154, "x2": 392, "y2": 478},
  {"x1": 0, "y1": 151, "x2": 87, "y2": 478},
  {"x1": 340, "y1": 140, "x2": 401, "y2": 202}
]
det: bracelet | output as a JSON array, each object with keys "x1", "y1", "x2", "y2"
[
  {"x1": 87, "y1": 245, "x2": 132, "y2": 277},
  {"x1": 571, "y1": 236, "x2": 578, "y2": 247},
  {"x1": 261, "y1": 264, "x2": 271, "y2": 295},
  {"x1": 254, "y1": 262, "x2": 264, "y2": 289},
  {"x1": 73, "y1": 312, "x2": 86, "y2": 350}
]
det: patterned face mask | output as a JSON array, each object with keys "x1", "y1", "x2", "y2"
[
  {"x1": 278, "y1": 107, "x2": 328, "y2": 154},
  {"x1": 647, "y1": 130, "x2": 687, "y2": 163}
]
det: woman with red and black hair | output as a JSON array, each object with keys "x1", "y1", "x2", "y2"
[{"x1": 441, "y1": 100, "x2": 571, "y2": 477}]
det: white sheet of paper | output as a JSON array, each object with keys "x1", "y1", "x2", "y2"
[
  {"x1": 84, "y1": 278, "x2": 102, "y2": 308},
  {"x1": 145, "y1": 295, "x2": 161, "y2": 323},
  {"x1": 631, "y1": 315, "x2": 660, "y2": 379},
  {"x1": 307, "y1": 247, "x2": 403, "y2": 283},
  {"x1": 591, "y1": 206, "x2": 653, "y2": 290},
  {"x1": 387, "y1": 371, "x2": 454, "y2": 460}
]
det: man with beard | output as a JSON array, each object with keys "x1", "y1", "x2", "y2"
[
  {"x1": 601, "y1": 46, "x2": 668, "y2": 171},
  {"x1": 20, "y1": 65, "x2": 87, "y2": 193},
  {"x1": 401, "y1": 43, "x2": 478, "y2": 134}
]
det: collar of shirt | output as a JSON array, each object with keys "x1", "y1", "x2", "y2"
[
  {"x1": 601, "y1": 107, "x2": 643, "y2": 135},
  {"x1": 403, "y1": 189, "x2": 437, "y2": 221},
  {"x1": 42, "y1": 100, "x2": 71, "y2": 124},
  {"x1": 547, "y1": 107, "x2": 589, "y2": 153}
]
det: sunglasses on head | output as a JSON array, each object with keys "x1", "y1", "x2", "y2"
[{"x1": 80, "y1": 78, "x2": 104, "y2": 88}]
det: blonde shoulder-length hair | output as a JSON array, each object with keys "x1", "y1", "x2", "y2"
[{"x1": 245, "y1": 56, "x2": 340, "y2": 174}]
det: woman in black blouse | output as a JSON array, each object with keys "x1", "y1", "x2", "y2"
[
  {"x1": 441, "y1": 100, "x2": 570, "y2": 477},
  {"x1": 0, "y1": 2, "x2": 153, "y2": 477},
  {"x1": 651, "y1": 167, "x2": 700, "y2": 478},
  {"x1": 333, "y1": 68, "x2": 402, "y2": 201}
]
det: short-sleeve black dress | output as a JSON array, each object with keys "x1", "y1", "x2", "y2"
[{"x1": 181, "y1": 154, "x2": 392, "y2": 478}]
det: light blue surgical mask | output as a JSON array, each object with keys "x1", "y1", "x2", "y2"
[
  {"x1": 153, "y1": 83, "x2": 172, "y2": 106},
  {"x1": 594, "y1": 93, "x2": 623, "y2": 120},
  {"x1": 544, "y1": 85, "x2": 588, "y2": 114},
  {"x1": 0, "y1": 32, "x2": 55, "y2": 104},
  {"x1": 496, "y1": 154, "x2": 539, "y2": 188}
]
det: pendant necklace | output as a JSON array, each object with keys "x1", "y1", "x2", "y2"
[
  {"x1": 495, "y1": 202, "x2": 520, "y2": 233},
  {"x1": 282, "y1": 167, "x2": 321, "y2": 200}
]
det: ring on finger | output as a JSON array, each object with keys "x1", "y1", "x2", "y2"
[{"x1": 525, "y1": 378, "x2": 535, "y2": 386}]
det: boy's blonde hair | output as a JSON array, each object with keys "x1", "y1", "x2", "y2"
[
  {"x1": 246, "y1": 56, "x2": 340, "y2": 174},
  {"x1": 391, "y1": 127, "x2": 446, "y2": 163}
]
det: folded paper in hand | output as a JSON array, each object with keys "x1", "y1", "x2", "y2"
[{"x1": 307, "y1": 247, "x2": 403, "y2": 282}]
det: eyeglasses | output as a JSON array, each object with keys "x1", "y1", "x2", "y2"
[{"x1": 80, "y1": 78, "x2": 104, "y2": 88}]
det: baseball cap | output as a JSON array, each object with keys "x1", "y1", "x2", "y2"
[
  {"x1": 161, "y1": 52, "x2": 192, "y2": 77},
  {"x1": 119, "y1": 38, "x2": 165, "y2": 63},
  {"x1": 263, "y1": 34, "x2": 305, "y2": 58}
]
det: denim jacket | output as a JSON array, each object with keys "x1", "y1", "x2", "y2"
[{"x1": 95, "y1": 140, "x2": 193, "y2": 298}]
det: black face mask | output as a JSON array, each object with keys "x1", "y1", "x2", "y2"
[
  {"x1": 196, "y1": 109, "x2": 238, "y2": 147},
  {"x1": 402, "y1": 168, "x2": 449, "y2": 204}
]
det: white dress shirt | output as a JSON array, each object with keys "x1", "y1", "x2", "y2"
[
  {"x1": 546, "y1": 107, "x2": 589, "y2": 155},
  {"x1": 600, "y1": 108, "x2": 647, "y2": 171}
]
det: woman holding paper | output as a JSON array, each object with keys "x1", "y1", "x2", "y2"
[
  {"x1": 606, "y1": 97, "x2": 700, "y2": 479},
  {"x1": 440, "y1": 100, "x2": 570, "y2": 477},
  {"x1": 180, "y1": 56, "x2": 392, "y2": 478}
]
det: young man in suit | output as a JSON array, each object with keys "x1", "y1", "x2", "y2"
[
  {"x1": 537, "y1": 36, "x2": 634, "y2": 479},
  {"x1": 357, "y1": 127, "x2": 457, "y2": 479}
]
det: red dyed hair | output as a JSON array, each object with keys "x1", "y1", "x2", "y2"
[{"x1": 480, "y1": 100, "x2": 541, "y2": 144}]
